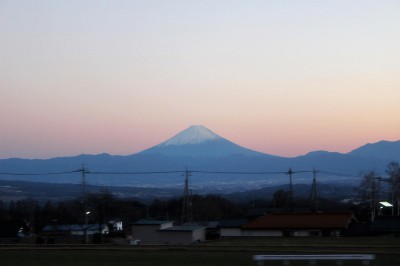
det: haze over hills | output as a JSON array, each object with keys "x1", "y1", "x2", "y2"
[{"x1": 0, "y1": 125, "x2": 399, "y2": 190}]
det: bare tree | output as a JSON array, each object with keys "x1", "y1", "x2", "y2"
[
  {"x1": 358, "y1": 171, "x2": 380, "y2": 221},
  {"x1": 387, "y1": 162, "x2": 400, "y2": 216}
]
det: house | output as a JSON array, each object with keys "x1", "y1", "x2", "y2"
[
  {"x1": 130, "y1": 220, "x2": 173, "y2": 244},
  {"x1": 130, "y1": 220, "x2": 206, "y2": 245},
  {"x1": 242, "y1": 212, "x2": 353, "y2": 237},
  {"x1": 158, "y1": 224, "x2": 206, "y2": 244}
]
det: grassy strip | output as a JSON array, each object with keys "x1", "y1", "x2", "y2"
[
  {"x1": 1, "y1": 237, "x2": 400, "y2": 266},
  {"x1": 0, "y1": 249, "x2": 399, "y2": 266}
]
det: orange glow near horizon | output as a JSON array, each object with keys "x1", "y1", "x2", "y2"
[{"x1": 1, "y1": 1, "x2": 399, "y2": 159}]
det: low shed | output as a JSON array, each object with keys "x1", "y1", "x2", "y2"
[
  {"x1": 130, "y1": 220, "x2": 205, "y2": 245},
  {"x1": 159, "y1": 224, "x2": 206, "y2": 244},
  {"x1": 130, "y1": 220, "x2": 173, "y2": 244}
]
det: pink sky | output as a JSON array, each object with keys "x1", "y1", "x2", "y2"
[{"x1": 1, "y1": 1, "x2": 399, "y2": 159}]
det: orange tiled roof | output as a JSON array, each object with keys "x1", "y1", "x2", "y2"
[{"x1": 243, "y1": 212, "x2": 353, "y2": 229}]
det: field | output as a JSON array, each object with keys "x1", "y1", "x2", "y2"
[{"x1": 1, "y1": 237, "x2": 399, "y2": 266}]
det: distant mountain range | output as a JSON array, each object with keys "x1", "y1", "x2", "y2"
[
  {"x1": 348, "y1": 140, "x2": 400, "y2": 161},
  {"x1": 0, "y1": 125, "x2": 399, "y2": 190}
]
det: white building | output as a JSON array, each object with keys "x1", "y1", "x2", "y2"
[{"x1": 130, "y1": 220, "x2": 206, "y2": 245}]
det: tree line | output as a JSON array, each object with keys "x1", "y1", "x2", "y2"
[
  {"x1": 1, "y1": 192, "x2": 351, "y2": 234},
  {"x1": 0, "y1": 192, "x2": 247, "y2": 233},
  {"x1": 1, "y1": 162, "x2": 399, "y2": 233}
]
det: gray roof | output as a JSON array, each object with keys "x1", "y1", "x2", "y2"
[
  {"x1": 160, "y1": 224, "x2": 206, "y2": 232},
  {"x1": 132, "y1": 220, "x2": 173, "y2": 225},
  {"x1": 206, "y1": 221, "x2": 219, "y2": 229},
  {"x1": 42, "y1": 224, "x2": 107, "y2": 232}
]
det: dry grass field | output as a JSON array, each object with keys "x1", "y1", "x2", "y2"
[{"x1": 1, "y1": 237, "x2": 399, "y2": 266}]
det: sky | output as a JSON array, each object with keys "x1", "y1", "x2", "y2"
[{"x1": 1, "y1": 0, "x2": 399, "y2": 159}]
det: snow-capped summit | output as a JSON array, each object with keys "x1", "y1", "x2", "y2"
[
  {"x1": 159, "y1": 125, "x2": 221, "y2": 146},
  {"x1": 139, "y1": 125, "x2": 266, "y2": 157}
]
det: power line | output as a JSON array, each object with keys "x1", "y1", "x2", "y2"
[
  {"x1": 88, "y1": 170, "x2": 184, "y2": 175},
  {"x1": 0, "y1": 170, "x2": 80, "y2": 176},
  {"x1": 0, "y1": 168, "x2": 362, "y2": 178},
  {"x1": 190, "y1": 170, "x2": 287, "y2": 175},
  {"x1": 318, "y1": 170, "x2": 362, "y2": 178}
]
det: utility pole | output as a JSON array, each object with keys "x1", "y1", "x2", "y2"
[
  {"x1": 286, "y1": 168, "x2": 294, "y2": 212},
  {"x1": 310, "y1": 168, "x2": 319, "y2": 212},
  {"x1": 81, "y1": 165, "x2": 87, "y2": 198},
  {"x1": 80, "y1": 165, "x2": 90, "y2": 244},
  {"x1": 181, "y1": 168, "x2": 191, "y2": 224},
  {"x1": 189, "y1": 189, "x2": 193, "y2": 223}
]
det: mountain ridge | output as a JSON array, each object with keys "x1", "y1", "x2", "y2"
[
  {"x1": 0, "y1": 125, "x2": 399, "y2": 189},
  {"x1": 347, "y1": 140, "x2": 400, "y2": 161}
]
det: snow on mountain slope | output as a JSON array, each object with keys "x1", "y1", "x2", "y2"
[
  {"x1": 158, "y1": 125, "x2": 221, "y2": 146},
  {"x1": 139, "y1": 125, "x2": 267, "y2": 157}
]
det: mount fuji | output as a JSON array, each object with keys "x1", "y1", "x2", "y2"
[
  {"x1": 140, "y1": 125, "x2": 267, "y2": 157},
  {"x1": 0, "y1": 125, "x2": 399, "y2": 190}
]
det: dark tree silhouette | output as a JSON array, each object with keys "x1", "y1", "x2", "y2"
[{"x1": 387, "y1": 162, "x2": 400, "y2": 216}]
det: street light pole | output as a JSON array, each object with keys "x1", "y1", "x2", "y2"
[{"x1": 85, "y1": 211, "x2": 90, "y2": 244}]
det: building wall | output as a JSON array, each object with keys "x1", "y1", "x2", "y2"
[
  {"x1": 130, "y1": 222, "x2": 174, "y2": 244},
  {"x1": 131, "y1": 225, "x2": 161, "y2": 244},
  {"x1": 220, "y1": 228, "x2": 242, "y2": 237},
  {"x1": 159, "y1": 231, "x2": 190, "y2": 244},
  {"x1": 326, "y1": 230, "x2": 341, "y2": 237},
  {"x1": 242, "y1": 230, "x2": 282, "y2": 237},
  {"x1": 293, "y1": 230, "x2": 315, "y2": 237},
  {"x1": 158, "y1": 229, "x2": 205, "y2": 245},
  {"x1": 130, "y1": 223, "x2": 204, "y2": 245},
  {"x1": 192, "y1": 229, "x2": 206, "y2": 243},
  {"x1": 242, "y1": 229, "x2": 337, "y2": 237}
]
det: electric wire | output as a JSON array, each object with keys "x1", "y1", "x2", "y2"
[
  {"x1": 318, "y1": 170, "x2": 362, "y2": 178},
  {"x1": 0, "y1": 168, "x2": 360, "y2": 177},
  {"x1": 0, "y1": 170, "x2": 81, "y2": 176},
  {"x1": 88, "y1": 170, "x2": 184, "y2": 175},
  {"x1": 191, "y1": 170, "x2": 286, "y2": 175}
]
